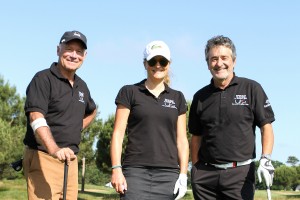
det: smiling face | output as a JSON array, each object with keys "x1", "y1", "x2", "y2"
[
  {"x1": 144, "y1": 56, "x2": 170, "y2": 81},
  {"x1": 207, "y1": 45, "x2": 236, "y2": 87},
  {"x1": 57, "y1": 40, "x2": 87, "y2": 76}
]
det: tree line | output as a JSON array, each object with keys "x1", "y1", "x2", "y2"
[{"x1": 0, "y1": 75, "x2": 299, "y2": 190}]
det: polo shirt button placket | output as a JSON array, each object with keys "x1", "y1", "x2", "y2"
[{"x1": 220, "y1": 91, "x2": 227, "y2": 123}]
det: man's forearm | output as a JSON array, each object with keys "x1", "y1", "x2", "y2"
[
  {"x1": 34, "y1": 126, "x2": 60, "y2": 155},
  {"x1": 261, "y1": 123, "x2": 274, "y2": 155}
]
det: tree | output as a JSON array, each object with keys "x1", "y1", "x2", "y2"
[
  {"x1": 0, "y1": 76, "x2": 26, "y2": 126},
  {"x1": 78, "y1": 116, "x2": 104, "y2": 186},
  {"x1": 273, "y1": 165, "x2": 298, "y2": 190},
  {"x1": 286, "y1": 156, "x2": 299, "y2": 166},
  {"x1": 186, "y1": 101, "x2": 191, "y2": 140},
  {"x1": 95, "y1": 115, "x2": 114, "y2": 173},
  {"x1": 0, "y1": 76, "x2": 26, "y2": 179},
  {"x1": 95, "y1": 114, "x2": 128, "y2": 174},
  {"x1": 293, "y1": 165, "x2": 300, "y2": 190},
  {"x1": 78, "y1": 117, "x2": 102, "y2": 166},
  {"x1": 272, "y1": 160, "x2": 285, "y2": 168}
]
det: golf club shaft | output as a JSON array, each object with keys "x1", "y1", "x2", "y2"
[
  {"x1": 63, "y1": 160, "x2": 68, "y2": 200},
  {"x1": 267, "y1": 188, "x2": 271, "y2": 200}
]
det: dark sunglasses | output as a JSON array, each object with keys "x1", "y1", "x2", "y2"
[{"x1": 147, "y1": 57, "x2": 169, "y2": 67}]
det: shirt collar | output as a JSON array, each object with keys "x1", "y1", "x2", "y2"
[
  {"x1": 137, "y1": 79, "x2": 170, "y2": 93},
  {"x1": 50, "y1": 62, "x2": 78, "y2": 82},
  {"x1": 209, "y1": 73, "x2": 239, "y2": 90}
]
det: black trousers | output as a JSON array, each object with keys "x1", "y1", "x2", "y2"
[
  {"x1": 120, "y1": 167, "x2": 179, "y2": 200},
  {"x1": 191, "y1": 161, "x2": 255, "y2": 200}
]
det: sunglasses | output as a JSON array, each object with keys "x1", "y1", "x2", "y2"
[{"x1": 147, "y1": 57, "x2": 169, "y2": 67}]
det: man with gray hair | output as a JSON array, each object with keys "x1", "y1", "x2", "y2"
[{"x1": 189, "y1": 35, "x2": 275, "y2": 199}]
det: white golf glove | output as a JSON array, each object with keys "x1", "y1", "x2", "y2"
[
  {"x1": 257, "y1": 158, "x2": 275, "y2": 187},
  {"x1": 173, "y1": 173, "x2": 187, "y2": 200}
]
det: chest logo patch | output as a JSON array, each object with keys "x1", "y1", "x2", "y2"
[
  {"x1": 232, "y1": 94, "x2": 249, "y2": 106},
  {"x1": 162, "y1": 98, "x2": 177, "y2": 109},
  {"x1": 78, "y1": 91, "x2": 85, "y2": 103}
]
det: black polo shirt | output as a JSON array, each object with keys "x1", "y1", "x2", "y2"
[
  {"x1": 115, "y1": 79, "x2": 187, "y2": 168},
  {"x1": 188, "y1": 75, "x2": 275, "y2": 164},
  {"x1": 23, "y1": 62, "x2": 96, "y2": 154}
]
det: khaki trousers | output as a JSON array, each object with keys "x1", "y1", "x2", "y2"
[{"x1": 23, "y1": 148, "x2": 78, "y2": 200}]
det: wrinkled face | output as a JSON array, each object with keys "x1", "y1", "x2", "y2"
[
  {"x1": 57, "y1": 40, "x2": 86, "y2": 73},
  {"x1": 207, "y1": 45, "x2": 236, "y2": 81},
  {"x1": 144, "y1": 56, "x2": 170, "y2": 80}
]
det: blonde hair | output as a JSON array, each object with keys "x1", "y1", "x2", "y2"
[{"x1": 164, "y1": 74, "x2": 171, "y2": 86}]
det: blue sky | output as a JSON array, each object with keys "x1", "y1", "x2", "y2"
[{"x1": 1, "y1": 1, "x2": 299, "y2": 164}]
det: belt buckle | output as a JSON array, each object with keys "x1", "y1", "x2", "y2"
[{"x1": 232, "y1": 162, "x2": 237, "y2": 168}]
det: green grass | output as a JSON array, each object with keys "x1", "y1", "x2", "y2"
[
  {"x1": 254, "y1": 190, "x2": 300, "y2": 200},
  {"x1": 0, "y1": 179, "x2": 27, "y2": 200},
  {"x1": 1, "y1": 179, "x2": 299, "y2": 200}
]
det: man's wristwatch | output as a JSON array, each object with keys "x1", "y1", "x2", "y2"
[{"x1": 261, "y1": 154, "x2": 271, "y2": 160}]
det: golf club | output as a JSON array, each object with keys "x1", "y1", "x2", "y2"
[
  {"x1": 267, "y1": 187, "x2": 272, "y2": 200},
  {"x1": 63, "y1": 160, "x2": 68, "y2": 200}
]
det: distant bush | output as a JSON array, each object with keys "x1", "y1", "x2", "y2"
[{"x1": 79, "y1": 163, "x2": 111, "y2": 186}]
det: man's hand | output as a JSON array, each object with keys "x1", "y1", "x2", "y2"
[
  {"x1": 257, "y1": 158, "x2": 275, "y2": 187},
  {"x1": 52, "y1": 147, "x2": 76, "y2": 165},
  {"x1": 173, "y1": 173, "x2": 187, "y2": 200}
]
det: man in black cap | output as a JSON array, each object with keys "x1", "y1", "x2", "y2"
[{"x1": 23, "y1": 30, "x2": 97, "y2": 199}]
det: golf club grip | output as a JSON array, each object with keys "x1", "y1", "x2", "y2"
[{"x1": 63, "y1": 160, "x2": 68, "y2": 200}]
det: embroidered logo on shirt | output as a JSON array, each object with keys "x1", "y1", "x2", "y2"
[
  {"x1": 264, "y1": 99, "x2": 271, "y2": 108},
  {"x1": 162, "y1": 98, "x2": 177, "y2": 109},
  {"x1": 78, "y1": 91, "x2": 85, "y2": 103},
  {"x1": 232, "y1": 95, "x2": 249, "y2": 106}
]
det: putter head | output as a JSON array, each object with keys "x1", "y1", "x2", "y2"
[{"x1": 10, "y1": 158, "x2": 23, "y2": 171}]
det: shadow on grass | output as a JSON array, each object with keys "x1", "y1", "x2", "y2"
[
  {"x1": 78, "y1": 190, "x2": 119, "y2": 200},
  {"x1": 286, "y1": 194, "x2": 300, "y2": 199},
  {"x1": 0, "y1": 187, "x2": 9, "y2": 192},
  {"x1": 78, "y1": 191, "x2": 195, "y2": 200}
]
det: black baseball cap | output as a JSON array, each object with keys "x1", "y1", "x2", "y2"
[{"x1": 59, "y1": 30, "x2": 87, "y2": 49}]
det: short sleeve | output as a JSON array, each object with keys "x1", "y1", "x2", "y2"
[
  {"x1": 177, "y1": 91, "x2": 187, "y2": 115},
  {"x1": 24, "y1": 73, "x2": 50, "y2": 116},
  {"x1": 253, "y1": 83, "x2": 275, "y2": 127},
  {"x1": 115, "y1": 85, "x2": 133, "y2": 109},
  {"x1": 84, "y1": 86, "x2": 97, "y2": 114}
]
